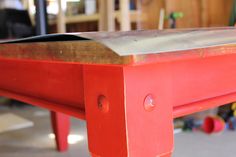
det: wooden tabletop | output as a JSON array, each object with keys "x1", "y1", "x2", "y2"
[{"x1": 1, "y1": 27, "x2": 236, "y2": 65}]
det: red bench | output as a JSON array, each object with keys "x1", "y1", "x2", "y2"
[{"x1": 1, "y1": 27, "x2": 236, "y2": 157}]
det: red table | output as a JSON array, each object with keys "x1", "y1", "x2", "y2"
[{"x1": 1, "y1": 27, "x2": 236, "y2": 157}]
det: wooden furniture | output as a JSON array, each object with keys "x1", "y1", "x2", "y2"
[{"x1": 1, "y1": 27, "x2": 236, "y2": 156}]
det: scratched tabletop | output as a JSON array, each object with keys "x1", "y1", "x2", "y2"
[{"x1": 1, "y1": 27, "x2": 236, "y2": 64}]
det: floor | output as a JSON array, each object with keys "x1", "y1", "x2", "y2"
[{"x1": 0, "y1": 105, "x2": 236, "y2": 157}]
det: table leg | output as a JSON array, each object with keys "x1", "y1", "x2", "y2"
[
  {"x1": 83, "y1": 64, "x2": 174, "y2": 157},
  {"x1": 91, "y1": 154, "x2": 172, "y2": 157},
  {"x1": 50, "y1": 111, "x2": 70, "y2": 152},
  {"x1": 160, "y1": 153, "x2": 172, "y2": 157}
]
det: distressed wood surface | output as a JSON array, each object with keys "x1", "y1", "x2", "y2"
[
  {"x1": 0, "y1": 41, "x2": 132, "y2": 64},
  {"x1": 1, "y1": 40, "x2": 236, "y2": 65},
  {"x1": 1, "y1": 27, "x2": 236, "y2": 65}
]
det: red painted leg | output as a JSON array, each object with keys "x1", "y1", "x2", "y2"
[
  {"x1": 50, "y1": 111, "x2": 70, "y2": 152},
  {"x1": 159, "y1": 153, "x2": 172, "y2": 157},
  {"x1": 83, "y1": 64, "x2": 174, "y2": 157},
  {"x1": 90, "y1": 154, "x2": 173, "y2": 157}
]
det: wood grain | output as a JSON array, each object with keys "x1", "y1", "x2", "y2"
[
  {"x1": 0, "y1": 41, "x2": 132, "y2": 64},
  {"x1": 1, "y1": 41, "x2": 236, "y2": 65},
  {"x1": 165, "y1": 0, "x2": 202, "y2": 28},
  {"x1": 140, "y1": 0, "x2": 233, "y2": 29},
  {"x1": 139, "y1": 0, "x2": 165, "y2": 29}
]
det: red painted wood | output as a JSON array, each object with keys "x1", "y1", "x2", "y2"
[
  {"x1": 2, "y1": 50, "x2": 236, "y2": 156},
  {"x1": 0, "y1": 88, "x2": 86, "y2": 119},
  {"x1": 50, "y1": 111, "x2": 70, "y2": 152},
  {"x1": 123, "y1": 64, "x2": 174, "y2": 157},
  {"x1": 83, "y1": 65, "x2": 128, "y2": 157},
  {"x1": 159, "y1": 153, "x2": 172, "y2": 157},
  {"x1": 83, "y1": 64, "x2": 173, "y2": 157},
  {"x1": 171, "y1": 54, "x2": 236, "y2": 107},
  {"x1": 0, "y1": 58, "x2": 85, "y2": 109}
]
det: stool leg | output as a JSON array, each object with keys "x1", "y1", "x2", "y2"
[
  {"x1": 83, "y1": 65, "x2": 174, "y2": 157},
  {"x1": 160, "y1": 153, "x2": 172, "y2": 157},
  {"x1": 50, "y1": 111, "x2": 70, "y2": 152}
]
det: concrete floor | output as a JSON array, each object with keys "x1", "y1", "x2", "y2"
[{"x1": 0, "y1": 105, "x2": 236, "y2": 157}]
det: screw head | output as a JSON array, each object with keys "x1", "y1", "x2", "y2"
[
  {"x1": 144, "y1": 94, "x2": 156, "y2": 112},
  {"x1": 97, "y1": 95, "x2": 109, "y2": 113}
]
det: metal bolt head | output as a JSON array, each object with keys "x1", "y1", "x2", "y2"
[
  {"x1": 144, "y1": 94, "x2": 155, "y2": 112},
  {"x1": 97, "y1": 95, "x2": 109, "y2": 113}
]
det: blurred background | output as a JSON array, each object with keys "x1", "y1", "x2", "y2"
[{"x1": 0, "y1": 0, "x2": 236, "y2": 39}]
